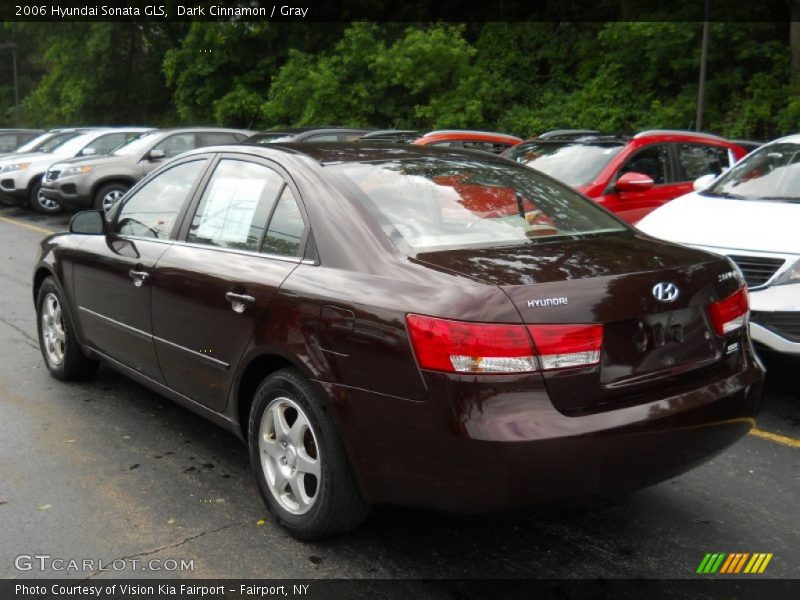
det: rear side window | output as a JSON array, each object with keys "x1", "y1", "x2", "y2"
[
  {"x1": 153, "y1": 133, "x2": 197, "y2": 158},
  {"x1": 115, "y1": 160, "x2": 207, "y2": 239},
  {"x1": 262, "y1": 187, "x2": 306, "y2": 257},
  {"x1": 305, "y1": 134, "x2": 339, "y2": 142},
  {"x1": 676, "y1": 143, "x2": 729, "y2": 180},
  {"x1": 0, "y1": 134, "x2": 17, "y2": 152},
  {"x1": 200, "y1": 132, "x2": 241, "y2": 145},
  {"x1": 188, "y1": 159, "x2": 285, "y2": 251}
]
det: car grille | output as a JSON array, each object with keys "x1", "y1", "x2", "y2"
[
  {"x1": 750, "y1": 311, "x2": 800, "y2": 342},
  {"x1": 45, "y1": 170, "x2": 60, "y2": 182},
  {"x1": 728, "y1": 255, "x2": 785, "y2": 289}
]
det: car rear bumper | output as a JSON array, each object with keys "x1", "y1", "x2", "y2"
[
  {"x1": 40, "y1": 177, "x2": 92, "y2": 211},
  {"x1": 322, "y1": 347, "x2": 763, "y2": 512}
]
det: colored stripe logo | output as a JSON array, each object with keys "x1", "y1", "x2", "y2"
[{"x1": 697, "y1": 553, "x2": 773, "y2": 574}]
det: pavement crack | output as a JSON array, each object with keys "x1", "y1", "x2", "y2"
[
  {"x1": 0, "y1": 316, "x2": 38, "y2": 349},
  {"x1": 80, "y1": 520, "x2": 248, "y2": 580}
]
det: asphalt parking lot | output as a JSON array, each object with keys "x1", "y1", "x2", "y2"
[{"x1": 0, "y1": 203, "x2": 798, "y2": 581}]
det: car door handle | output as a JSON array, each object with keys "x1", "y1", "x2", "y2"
[
  {"x1": 225, "y1": 292, "x2": 255, "y2": 313},
  {"x1": 128, "y1": 269, "x2": 150, "y2": 287}
]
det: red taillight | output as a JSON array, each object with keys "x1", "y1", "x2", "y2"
[
  {"x1": 527, "y1": 324, "x2": 603, "y2": 370},
  {"x1": 406, "y1": 314, "x2": 603, "y2": 374},
  {"x1": 708, "y1": 286, "x2": 749, "y2": 336}
]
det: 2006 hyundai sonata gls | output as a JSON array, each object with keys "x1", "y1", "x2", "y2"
[{"x1": 33, "y1": 144, "x2": 763, "y2": 539}]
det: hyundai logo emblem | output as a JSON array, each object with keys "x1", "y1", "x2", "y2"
[{"x1": 652, "y1": 282, "x2": 679, "y2": 302}]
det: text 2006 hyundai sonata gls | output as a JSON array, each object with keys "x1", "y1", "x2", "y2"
[{"x1": 33, "y1": 144, "x2": 763, "y2": 539}]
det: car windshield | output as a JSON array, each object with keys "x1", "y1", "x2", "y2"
[
  {"x1": 704, "y1": 142, "x2": 800, "y2": 202},
  {"x1": 330, "y1": 158, "x2": 627, "y2": 253},
  {"x1": 504, "y1": 141, "x2": 624, "y2": 186},
  {"x1": 112, "y1": 131, "x2": 161, "y2": 156},
  {"x1": 23, "y1": 132, "x2": 81, "y2": 153}
]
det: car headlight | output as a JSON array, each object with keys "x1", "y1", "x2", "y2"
[
  {"x1": 58, "y1": 165, "x2": 93, "y2": 177},
  {"x1": 0, "y1": 162, "x2": 31, "y2": 173},
  {"x1": 773, "y1": 258, "x2": 800, "y2": 286}
]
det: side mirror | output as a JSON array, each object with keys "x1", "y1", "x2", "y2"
[
  {"x1": 69, "y1": 210, "x2": 106, "y2": 235},
  {"x1": 693, "y1": 173, "x2": 717, "y2": 192},
  {"x1": 148, "y1": 149, "x2": 165, "y2": 160},
  {"x1": 616, "y1": 171, "x2": 654, "y2": 193},
  {"x1": 80, "y1": 147, "x2": 97, "y2": 156}
]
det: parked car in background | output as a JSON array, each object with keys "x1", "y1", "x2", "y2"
[
  {"x1": 638, "y1": 135, "x2": 800, "y2": 358},
  {"x1": 245, "y1": 128, "x2": 372, "y2": 145},
  {"x1": 34, "y1": 143, "x2": 762, "y2": 539},
  {"x1": 0, "y1": 129, "x2": 44, "y2": 155},
  {"x1": 43, "y1": 128, "x2": 251, "y2": 214},
  {"x1": 413, "y1": 130, "x2": 523, "y2": 154},
  {"x1": 0, "y1": 128, "x2": 152, "y2": 214},
  {"x1": 504, "y1": 130, "x2": 748, "y2": 223}
]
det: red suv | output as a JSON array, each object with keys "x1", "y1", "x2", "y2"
[{"x1": 503, "y1": 130, "x2": 748, "y2": 223}]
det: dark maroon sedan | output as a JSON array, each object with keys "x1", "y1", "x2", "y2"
[{"x1": 32, "y1": 144, "x2": 763, "y2": 539}]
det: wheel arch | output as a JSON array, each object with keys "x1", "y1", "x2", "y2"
[
  {"x1": 234, "y1": 353, "x2": 300, "y2": 442},
  {"x1": 32, "y1": 264, "x2": 57, "y2": 305}
]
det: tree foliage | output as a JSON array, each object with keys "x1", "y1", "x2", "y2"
[{"x1": 1, "y1": 20, "x2": 798, "y2": 139}]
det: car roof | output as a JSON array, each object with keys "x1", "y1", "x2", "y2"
[
  {"x1": 181, "y1": 141, "x2": 514, "y2": 165},
  {"x1": 0, "y1": 128, "x2": 44, "y2": 134},
  {"x1": 772, "y1": 134, "x2": 800, "y2": 144},
  {"x1": 416, "y1": 130, "x2": 523, "y2": 144}
]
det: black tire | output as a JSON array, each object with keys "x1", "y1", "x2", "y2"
[
  {"x1": 29, "y1": 178, "x2": 63, "y2": 214},
  {"x1": 36, "y1": 277, "x2": 99, "y2": 381},
  {"x1": 248, "y1": 368, "x2": 370, "y2": 540},
  {"x1": 93, "y1": 183, "x2": 129, "y2": 215}
]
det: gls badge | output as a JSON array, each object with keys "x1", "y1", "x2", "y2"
[{"x1": 652, "y1": 282, "x2": 679, "y2": 302}]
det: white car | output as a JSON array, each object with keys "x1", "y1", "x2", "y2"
[{"x1": 638, "y1": 134, "x2": 800, "y2": 357}]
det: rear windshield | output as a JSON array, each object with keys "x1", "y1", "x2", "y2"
[
  {"x1": 330, "y1": 158, "x2": 627, "y2": 253},
  {"x1": 505, "y1": 142, "x2": 624, "y2": 186},
  {"x1": 705, "y1": 142, "x2": 800, "y2": 202}
]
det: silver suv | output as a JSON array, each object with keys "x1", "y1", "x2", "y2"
[
  {"x1": 0, "y1": 128, "x2": 151, "y2": 213},
  {"x1": 42, "y1": 128, "x2": 252, "y2": 214}
]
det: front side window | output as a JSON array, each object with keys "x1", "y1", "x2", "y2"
[
  {"x1": 153, "y1": 133, "x2": 197, "y2": 158},
  {"x1": 705, "y1": 143, "x2": 800, "y2": 201},
  {"x1": 505, "y1": 142, "x2": 624, "y2": 186},
  {"x1": 114, "y1": 160, "x2": 207, "y2": 239},
  {"x1": 188, "y1": 159, "x2": 285, "y2": 251},
  {"x1": 305, "y1": 134, "x2": 339, "y2": 142},
  {"x1": 676, "y1": 143, "x2": 729, "y2": 181},
  {"x1": 330, "y1": 158, "x2": 626, "y2": 253},
  {"x1": 619, "y1": 145, "x2": 671, "y2": 185}
]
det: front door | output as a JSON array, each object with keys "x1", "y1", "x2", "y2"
[
  {"x1": 151, "y1": 156, "x2": 309, "y2": 411},
  {"x1": 604, "y1": 144, "x2": 678, "y2": 223},
  {"x1": 71, "y1": 158, "x2": 209, "y2": 382}
]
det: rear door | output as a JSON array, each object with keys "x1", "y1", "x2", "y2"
[
  {"x1": 71, "y1": 157, "x2": 209, "y2": 381},
  {"x1": 150, "y1": 155, "x2": 309, "y2": 411}
]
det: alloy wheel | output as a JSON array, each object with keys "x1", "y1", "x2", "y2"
[
  {"x1": 259, "y1": 396, "x2": 321, "y2": 515},
  {"x1": 102, "y1": 189, "x2": 124, "y2": 214},
  {"x1": 41, "y1": 292, "x2": 66, "y2": 366}
]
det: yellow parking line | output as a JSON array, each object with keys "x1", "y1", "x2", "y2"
[
  {"x1": 0, "y1": 215, "x2": 55, "y2": 235},
  {"x1": 749, "y1": 427, "x2": 800, "y2": 449}
]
